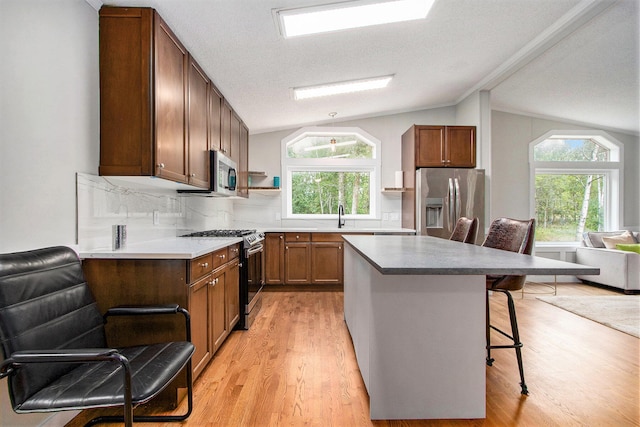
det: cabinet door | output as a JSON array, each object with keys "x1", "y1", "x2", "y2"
[
  {"x1": 209, "y1": 85, "x2": 223, "y2": 152},
  {"x1": 187, "y1": 56, "x2": 210, "y2": 188},
  {"x1": 226, "y1": 260, "x2": 240, "y2": 330},
  {"x1": 311, "y1": 242, "x2": 343, "y2": 284},
  {"x1": 230, "y1": 111, "x2": 241, "y2": 164},
  {"x1": 154, "y1": 15, "x2": 188, "y2": 183},
  {"x1": 446, "y1": 126, "x2": 476, "y2": 168},
  {"x1": 285, "y1": 242, "x2": 311, "y2": 284},
  {"x1": 238, "y1": 122, "x2": 249, "y2": 198},
  {"x1": 189, "y1": 274, "x2": 212, "y2": 378},
  {"x1": 265, "y1": 233, "x2": 285, "y2": 284},
  {"x1": 210, "y1": 270, "x2": 227, "y2": 351},
  {"x1": 415, "y1": 126, "x2": 446, "y2": 167},
  {"x1": 220, "y1": 100, "x2": 232, "y2": 156}
]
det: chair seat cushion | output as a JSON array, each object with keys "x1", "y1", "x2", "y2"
[{"x1": 16, "y1": 342, "x2": 194, "y2": 412}]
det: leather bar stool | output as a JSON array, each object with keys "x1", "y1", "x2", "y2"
[
  {"x1": 483, "y1": 217, "x2": 536, "y2": 395},
  {"x1": 449, "y1": 216, "x2": 479, "y2": 244}
]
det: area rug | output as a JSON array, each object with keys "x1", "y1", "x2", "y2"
[{"x1": 537, "y1": 296, "x2": 640, "y2": 338}]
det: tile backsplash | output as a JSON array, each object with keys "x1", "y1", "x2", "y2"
[
  {"x1": 76, "y1": 173, "x2": 233, "y2": 250},
  {"x1": 77, "y1": 173, "x2": 403, "y2": 250}
]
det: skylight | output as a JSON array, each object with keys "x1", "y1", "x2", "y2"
[
  {"x1": 293, "y1": 75, "x2": 394, "y2": 100},
  {"x1": 277, "y1": 0, "x2": 435, "y2": 38}
]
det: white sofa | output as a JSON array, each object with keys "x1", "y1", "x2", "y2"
[{"x1": 575, "y1": 231, "x2": 640, "y2": 293}]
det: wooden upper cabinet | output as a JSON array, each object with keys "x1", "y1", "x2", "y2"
[
  {"x1": 230, "y1": 111, "x2": 241, "y2": 164},
  {"x1": 209, "y1": 85, "x2": 223, "y2": 152},
  {"x1": 238, "y1": 122, "x2": 249, "y2": 198},
  {"x1": 220, "y1": 100, "x2": 232, "y2": 156},
  {"x1": 187, "y1": 57, "x2": 210, "y2": 188},
  {"x1": 99, "y1": 6, "x2": 240, "y2": 190},
  {"x1": 154, "y1": 16, "x2": 189, "y2": 182},
  {"x1": 404, "y1": 125, "x2": 476, "y2": 168}
]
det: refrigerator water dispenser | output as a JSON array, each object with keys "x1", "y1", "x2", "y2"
[{"x1": 425, "y1": 198, "x2": 443, "y2": 228}]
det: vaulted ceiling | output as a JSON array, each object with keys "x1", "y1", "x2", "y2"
[{"x1": 96, "y1": 0, "x2": 639, "y2": 135}]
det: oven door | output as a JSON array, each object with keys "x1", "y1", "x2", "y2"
[{"x1": 245, "y1": 243, "x2": 264, "y2": 314}]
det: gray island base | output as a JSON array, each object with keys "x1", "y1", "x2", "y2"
[{"x1": 342, "y1": 235, "x2": 599, "y2": 420}]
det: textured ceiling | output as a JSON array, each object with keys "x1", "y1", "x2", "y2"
[{"x1": 97, "y1": 0, "x2": 639, "y2": 135}]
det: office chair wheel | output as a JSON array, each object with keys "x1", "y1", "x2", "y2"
[
  {"x1": 520, "y1": 383, "x2": 529, "y2": 395},
  {"x1": 486, "y1": 357, "x2": 494, "y2": 366}
]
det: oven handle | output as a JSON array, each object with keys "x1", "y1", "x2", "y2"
[{"x1": 245, "y1": 244, "x2": 264, "y2": 257}]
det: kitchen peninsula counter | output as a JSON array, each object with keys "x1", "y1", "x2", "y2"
[{"x1": 342, "y1": 235, "x2": 599, "y2": 420}]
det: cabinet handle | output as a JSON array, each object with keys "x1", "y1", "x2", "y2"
[
  {"x1": 200, "y1": 262, "x2": 208, "y2": 268},
  {"x1": 285, "y1": 246, "x2": 288, "y2": 250},
  {"x1": 191, "y1": 173, "x2": 196, "y2": 177},
  {"x1": 296, "y1": 235, "x2": 300, "y2": 239},
  {"x1": 158, "y1": 163, "x2": 165, "y2": 168},
  {"x1": 218, "y1": 254, "x2": 226, "y2": 259},
  {"x1": 279, "y1": 235, "x2": 283, "y2": 239}
]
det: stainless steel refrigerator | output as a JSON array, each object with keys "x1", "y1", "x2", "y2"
[{"x1": 409, "y1": 169, "x2": 485, "y2": 242}]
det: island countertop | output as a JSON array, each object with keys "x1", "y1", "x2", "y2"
[{"x1": 342, "y1": 234, "x2": 600, "y2": 276}]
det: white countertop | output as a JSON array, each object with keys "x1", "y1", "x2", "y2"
[
  {"x1": 343, "y1": 235, "x2": 600, "y2": 276},
  {"x1": 261, "y1": 227, "x2": 415, "y2": 234},
  {"x1": 79, "y1": 237, "x2": 243, "y2": 260}
]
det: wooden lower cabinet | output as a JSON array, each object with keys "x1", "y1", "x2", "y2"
[
  {"x1": 311, "y1": 242, "x2": 343, "y2": 284},
  {"x1": 82, "y1": 244, "x2": 240, "y2": 388},
  {"x1": 284, "y1": 242, "x2": 311, "y2": 284},
  {"x1": 265, "y1": 232, "x2": 354, "y2": 286},
  {"x1": 225, "y1": 259, "x2": 240, "y2": 329},
  {"x1": 189, "y1": 273, "x2": 213, "y2": 379},
  {"x1": 265, "y1": 233, "x2": 285, "y2": 284}
]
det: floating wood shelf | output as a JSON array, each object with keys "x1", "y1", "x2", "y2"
[
  {"x1": 248, "y1": 171, "x2": 268, "y2": 176},
  {"x1": 248, "y1": 187, "x2": 281, "y2": 193},
  {"x1": 381, "y1": 187, "x2": 408, "y2": 192}
]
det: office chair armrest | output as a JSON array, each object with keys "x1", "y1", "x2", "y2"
[
  {"x1": 0, "y1": 348, "x2": 125, "y2": 378},
  {"x1": 105, "y1": 305, "x2": 192, "y2": 342}
]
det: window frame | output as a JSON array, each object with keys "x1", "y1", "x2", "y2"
[
  {"x1": 529, "y1": 130, "x2": 624, "y2": 246},
  {"x1": 281, "y1": 126, "x2": 381, "y2": 220}
]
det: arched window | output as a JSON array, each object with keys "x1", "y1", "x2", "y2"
[
  {"x1": 282, "y1": 127, "x2": 381, "y2": 219},
  {"x1": 529, "y1": 131, "x2": 623, "y2": 243}
]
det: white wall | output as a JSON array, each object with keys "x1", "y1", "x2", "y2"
[
  {"x1": 235, "y1": 107, "x2": 458, "y2": 228},
  {"x1": 491, "y1": 110, "x2": 639, "y2": 228},
  {"x1": 0, "y1": 0, "x2": 99, "y2": 254},
  {"x1": 0, "y1": 0, "x2": 99, "y2": 424}
]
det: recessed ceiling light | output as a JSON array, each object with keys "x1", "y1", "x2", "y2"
[
  {"x1": 277, "y1": 0, "x2": 435, "y2": 38},
  {"x1": 294, "y1": 75, "x2": 394, "y2": 100}
]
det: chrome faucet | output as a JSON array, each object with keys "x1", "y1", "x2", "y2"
[{"x1": 338, "y1": 204, "x2": 345, "y2": 228}]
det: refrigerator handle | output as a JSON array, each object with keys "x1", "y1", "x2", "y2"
[
  {"x1": 448, "y1": 178, "x2": 455, "y2": 232},
  {"x1": 454, "y1": 178, "x2": 461, "y2": 221}
]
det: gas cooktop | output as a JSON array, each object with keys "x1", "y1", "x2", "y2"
[{"x1": 181, "y1": 229, "x2": 256, "y2": 238}]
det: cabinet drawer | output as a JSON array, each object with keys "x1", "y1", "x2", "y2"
[
  {"x1": 190, "y1": 253, "x2": 213, "y2": 281},
  {"x1": 311, "y1": 233, "x2": 345, "y2": 242},
  {"x1": 228, "y1": 243, "x2": 240, "y2": 260},
  {"x1": 285, "y1": 232, "x2": 310, "y2": 242},
  {"x1": 212, "y1": 247, "x2": 229, "y2": 270}
]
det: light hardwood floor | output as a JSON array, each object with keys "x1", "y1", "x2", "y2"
[{"x1": 68, "y1": 283, "x2": 639, "y2": 427}]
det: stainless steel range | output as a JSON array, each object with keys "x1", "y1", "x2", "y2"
[{"x1": 181, "y1": 229, "x2": 264, "y2": 330}]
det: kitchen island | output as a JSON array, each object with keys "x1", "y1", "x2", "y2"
[{"x1": 342, "y1": 235, "x2": 599, "y2": 420}]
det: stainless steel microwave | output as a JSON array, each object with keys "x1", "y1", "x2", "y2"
[
  {"x1": 212, "y1": 150, "x2": 237, "y2": 196},
  {"x1": 177, "y1": 150, "x2": 237, "y2": 196}
]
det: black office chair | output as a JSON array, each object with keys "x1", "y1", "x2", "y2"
[
  {"x1": 449, "y1": 216, "x2": 479, "y2": 244},
  {"x1": 483, "y1": 218, "x2": 535, "y2": 395},
  {"x1": 0, "y1": 246, "x2": 195, "y2": 426}
]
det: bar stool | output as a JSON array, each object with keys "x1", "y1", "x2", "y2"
[
  {"x1": 449, "y1": 217, "x2": 479, "y2": 244},
  {"x1": 483, "y1": 217, "x2": 536, "y2": 395}
]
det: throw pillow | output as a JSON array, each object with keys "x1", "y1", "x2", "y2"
[
  {"x1": 616, "y1": 243, "x2": 640, "y2": 254},
  {"x1": 586, "y1": 231, "x2": 630, "y2": 248},
  {"x1": 602, "y1": 231, "x2": 635, "y2": 249}
]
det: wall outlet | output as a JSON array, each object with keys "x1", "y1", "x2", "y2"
[
  {"x1": 153, "y1": 210, "x2": 160, "y2": 225},
  {"x1": 390, "y1": 212, "x2": 400, "y2": 221}
]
